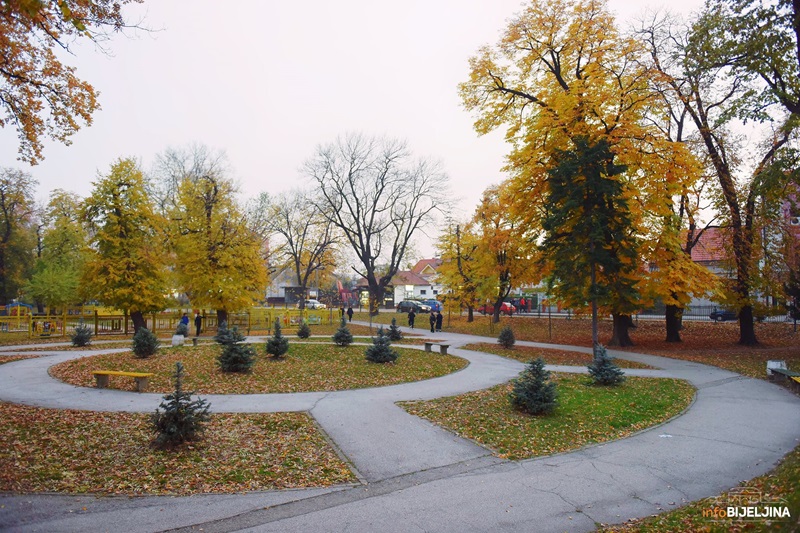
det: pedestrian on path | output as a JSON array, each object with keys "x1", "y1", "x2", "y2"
[
  {"x1": 408, "y1": 309, "x2": 416, "y2": 328},
  {"x1": 347, "y1": 306, "x2": 354, "y2": 322},
  {"x1": 435, "y1": 311, "x2": 443, "y2": 332},
  {"x1": 429, "y1": 311, "x2": 436, "y2": 333},
  {"x1": 194, "y1": 313, "x2": 202, "y2": 336}
]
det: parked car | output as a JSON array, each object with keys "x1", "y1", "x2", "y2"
[
  {"x1": 478, "y1": 302, "x2": 516, "y2": 315},
  {"x1": 709, "y1": 308, "x2": 736, "y2": 322},
  {"x1": 299, "y1": 299, "x2": 326, "y2": 310},
  {"x1": 396, "y1": 300, "x2": 432, "y2": 313},
  {"x1": 421, "y1": 299, "x2": 443, "y2": 312}
]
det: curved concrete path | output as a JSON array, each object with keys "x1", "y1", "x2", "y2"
[{"x1": 1, "y1": 324, "x2": 798, "y2": 532}]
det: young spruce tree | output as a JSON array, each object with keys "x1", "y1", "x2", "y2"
[
  {"x1": 266, "y1": 317, "x2": 289, "y2": 358},
  {"x1": 498, "y1": 325, "x2": 515, "y2": 349},
  {"x1": 387, "y1": 317, "x2": 403, "y2": 341},
  {"x1": 215, "y1": 321, "x2": 257, "y2": 372},
  {"x1": 588, "y1": 345, "x2": 626, "y2": 386},
  {"x1": 509, "y1": 358, "x2": 558, "y2": 415},
  {"x1": 365, "y1": 327, "x2": 399, "y2": 363},
  {"x1": 150, "y1": 362, "x2": 211, "y2": 449},
  {"x1": 332, "y1": 316, "x2": 353, "y2": 346}
]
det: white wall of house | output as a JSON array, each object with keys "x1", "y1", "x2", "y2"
[{"x1": 392, "y1": 284, "x2": 443, "y2": 303}]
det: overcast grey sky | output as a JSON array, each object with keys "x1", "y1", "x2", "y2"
[{"x1": 1, "y1": 0, "x2": 703, "y2": 253}]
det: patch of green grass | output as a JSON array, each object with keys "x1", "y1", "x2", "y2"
[
  {"x1": 601, "y1": 444, "x2": 800, "y2": 532},
  {"x1": 401, "y1": 373, "x2": 694, "y2": 460},
  {"x1": 461, "y1": 343, "x2": 654, "y2": 369},
  {"x1": 50, "y1": 342, "x2": 468, "y2": 394}
]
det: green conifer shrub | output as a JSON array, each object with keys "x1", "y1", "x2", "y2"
[
  {"x1": 215, "y1": 321, "x2": 257, "y2": 372},
  {"x1": 132, "y1": 327, "x2": 159, "y2": 358},
  {"x1": 509, "y1": 358, "x2": 558, "y2": 415},
  {"x1": 387, "y1": 317, "x2": 403, "y2": 341},
  {"x1": 297, "y1": 320, "x2": 311, "y2": 339},
  {"x1": 150, "y1": 362, "x2": 211, "y2": 449},
  {"x1": 175, "y1": 322, "x2": 189, "y2": 337},
  {"x1": 70, "y1": 323, "x2": 93, "y2": 347},
  {"x1": 266, "y1": 318, "x2": 290, "y2": 358},
  {"x1": 588, "y1": 345, "x2": 626, "y2": 386},
  {"x1": 365, "y1": 327, "x2": 400, "y2": 363},
  {"x1": 498, "y1": 325, "x2": 515, "y2": 349},
  {"x1": 332, "y1": 316, "x2": 353, "y2": 346}
]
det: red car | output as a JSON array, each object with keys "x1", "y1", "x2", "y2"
[{"x1": 478, "y1": 302, "x2": 516, "y2": 315}]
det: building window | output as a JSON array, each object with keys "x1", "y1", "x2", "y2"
[{"x1": 420, "y1": 289, "x2": 427, "y2": 295}]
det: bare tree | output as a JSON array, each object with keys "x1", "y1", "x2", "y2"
[
  {"x1": 305, "y1": 133, "x2": 450, "y2": 314},
  {"x1": 263, "y1": 190, "x2": 338, "y2": 309}
]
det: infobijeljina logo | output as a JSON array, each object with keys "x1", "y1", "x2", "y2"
[{"x1": 702, "y1": 487, "x2": 791, "y2": 524}]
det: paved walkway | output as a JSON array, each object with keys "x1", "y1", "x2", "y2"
[{"x1": 1, "y1": 324, "x2": 798, "y2": 532}]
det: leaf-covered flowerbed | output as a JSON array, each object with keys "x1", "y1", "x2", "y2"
[
  {"x1": 401, "y1": 374, "x2": 695, "y2": 460},
  {"x1": 0, "y1": 402, "x2": 355, "y2": 495},
  {"x1": 601, "y1": 443, "x2": 800, "y2": 532},
  {"x1": 461, "y1": 343, "x2": 654, "y2": 369},
  {"x1": 0, "y1": 354, "x2": 40, "y2": 365},
  {"x1": 50, "y1": 343, "x2": 468, "y2": 394}
]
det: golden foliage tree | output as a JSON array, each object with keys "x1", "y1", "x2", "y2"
[
  {"x1": 436, "y1": 220, "x2": 481, "y2": 321},
  {"x1": 0, "y1": 167, "x2": 37, "y2": 305},
  {"x1": 0, "y1": 0, "x2": 142, "y2": 164},
  {"x1": 81, "y1": 158, "x2": 169, "y2": 331},
  {"x1": 460, "y1": 0, "x2": 701, "y2": 345}
]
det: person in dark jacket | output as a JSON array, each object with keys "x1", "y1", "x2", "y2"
[
  {"x1": 435, "y1": 311, "x2": 443, "y2": 332},
  {"x1": 346, "y1": 306, "x2": 354, "y2": 322},
  {"x1": 408, "y1": 309, "x2": 416, "y2": 328},
  {"x1": 429, "y1": 311, "x2": 436, "y2": 333},
  {"x1": 194, "y1": 313, "x2": 202, "y2": 336}
]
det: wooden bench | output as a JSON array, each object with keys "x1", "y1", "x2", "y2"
[
  {"x1": 769, "y1": 367, "x2": 800, "y2": 392},
  {"x1": 92, "y1": 371, "x2": 154, "y2": 392},
  {"x1": 424, "y1": 342, "x2": 451, "y2": 355}
]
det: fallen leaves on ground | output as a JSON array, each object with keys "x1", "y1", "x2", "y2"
[
  {"x1": 461, "y1": 343, "x2": 654, "y2": 369},
  {"x1": 0, "y1": 402, "x2": 356, "y2": 495}
]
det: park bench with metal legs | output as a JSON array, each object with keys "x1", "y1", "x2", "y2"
[{"x1": 92, "y1": 370, "x2": 154, "y2": 392}]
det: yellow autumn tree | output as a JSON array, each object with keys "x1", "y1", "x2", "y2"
[
  {"x1": 436, "y1": 220, "x2": 482, "y2": 321},
  {"x1": 172, "y1": 174, "x2": 267, "y2": 325},
  {"x1": 81, "y1": 158, "x2": 169, "y2": 332},
  {"x1": 460, "y1": 0, "x2": 703, "y2": 345}
]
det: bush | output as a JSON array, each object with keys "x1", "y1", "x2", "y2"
[
  {"x1": 332, "y1": 316, "x2": 353, "y2": 346},
  {"x1": 266, "y1": 318, "x2": 289, "y2": 358},
  {"x1": 70, "y1": 323, "x2": 93, "y2": 347},
  {"x1": 498, "y1": 325, "x2": 515, "y2": 349},
  {"x1": 297, "y1": 320, "x2": 311, "y2": 339},
  {"x1": 509, "y1": 358, "x2": 558, "y2": 415},
  {"x1": 387, "y1": 317, "x2": 403, "y2": 341},
  {"x1": 365, "y1": 327, "x2": 399, "y2": 363},
  {"x1": 215, "y1": 321, "x2": 256, "y2": 372},
  {"x1": 150, "y1": 362, "x2": 211, "y2": 450},
  {"x1": 132, "y1": 327, "x2": 159, "y2": 358},
  {"x1": 175, "y1": 322, "x2": 189, "y2": 337},
  {"x1": 588, "y1": 345, "x2": 626, "y2": 386}
]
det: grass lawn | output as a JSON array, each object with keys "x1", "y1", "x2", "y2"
[
  {"x1": 49, "y1": 342, "x2": 468, "y2": 394},
  {"x1": 401, "y1": 373, "x2": 694, "y2": 460},
  {"x1": 461, "y1": 343, "x2": 654, "y2": 369},
  {"x1": 0, "y1": 403, "x2": 355, "y2": 495}
]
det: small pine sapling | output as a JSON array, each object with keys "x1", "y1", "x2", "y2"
[
  {"x1": 266, "y1": 318, "x2": 290, "y2": 358},
  {"x1": 150, "y1": 362, "x2": 211, "y2": 449},
  {"x1": 297, "y1": 320, "x2": 311, "y2": 339},
  {"x1": 132, "y1": 327, "x2": 160, "y2": 358},
  {"x1": 70, "y1": 323, "x2": 93, "y2": 347},
  {"x1": 387, "y1": 317, "x2": 403, "y2": 341},
  {"x1": 588, "y1": 344, "x2": 626, "y2": 386},
  {"x1": 332, "y1": 316, "x2": 353, "y2": 346},
  {"x1": 215, "y1": 321, "x2": 257, "y2": 372},
  {"x1": 175, "y1": 322, "x2": 189, "y2": 337},
  {"x1": 498, "y1": 325, "x2": 515, "y2": 349},
  {"x1": 365, "y1": 327, "x2": 400, "y2": 363},
  {"x1": 508, "y1": 357, "x2": 558, "y2": 415}
]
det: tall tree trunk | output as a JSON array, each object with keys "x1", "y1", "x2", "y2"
[
  {"x1": 217, "y1": 309, "x2": 228, "y2": 328},
  {"x1": 130, "y1": 310, "x2": 146, "y2": 333},
  {"x1": 609, "y1": 313, "x2": 634, "y2": 347},
  {"x1": 665, "y1": 304, "x2": 683, "y2": 343},
  {"x1": 466, "y1": 306, "x2": 474, "y2": 322},
  {"x1": 738, "y1": 304, "x2": 757, "y2": 346}
]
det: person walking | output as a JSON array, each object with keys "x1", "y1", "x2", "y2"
[
  {"x1": 194, "y1": 313, "x2": 202, "y2": 336},
  {"x1": 429, "y1": 311, "x2": 436, "y2": 333},
  {"x1": 346, "y1": 306, "x2": 354, "y2": 322},
  {"x1": 435, "y1": 311, "x2": 443, "y2": 332},
  {"x1": 180, "y1": 313, "x2": 190, "y2": 328},
  {"x1": 408, "y1": 309, "x2": 416, "y2": 329}
]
